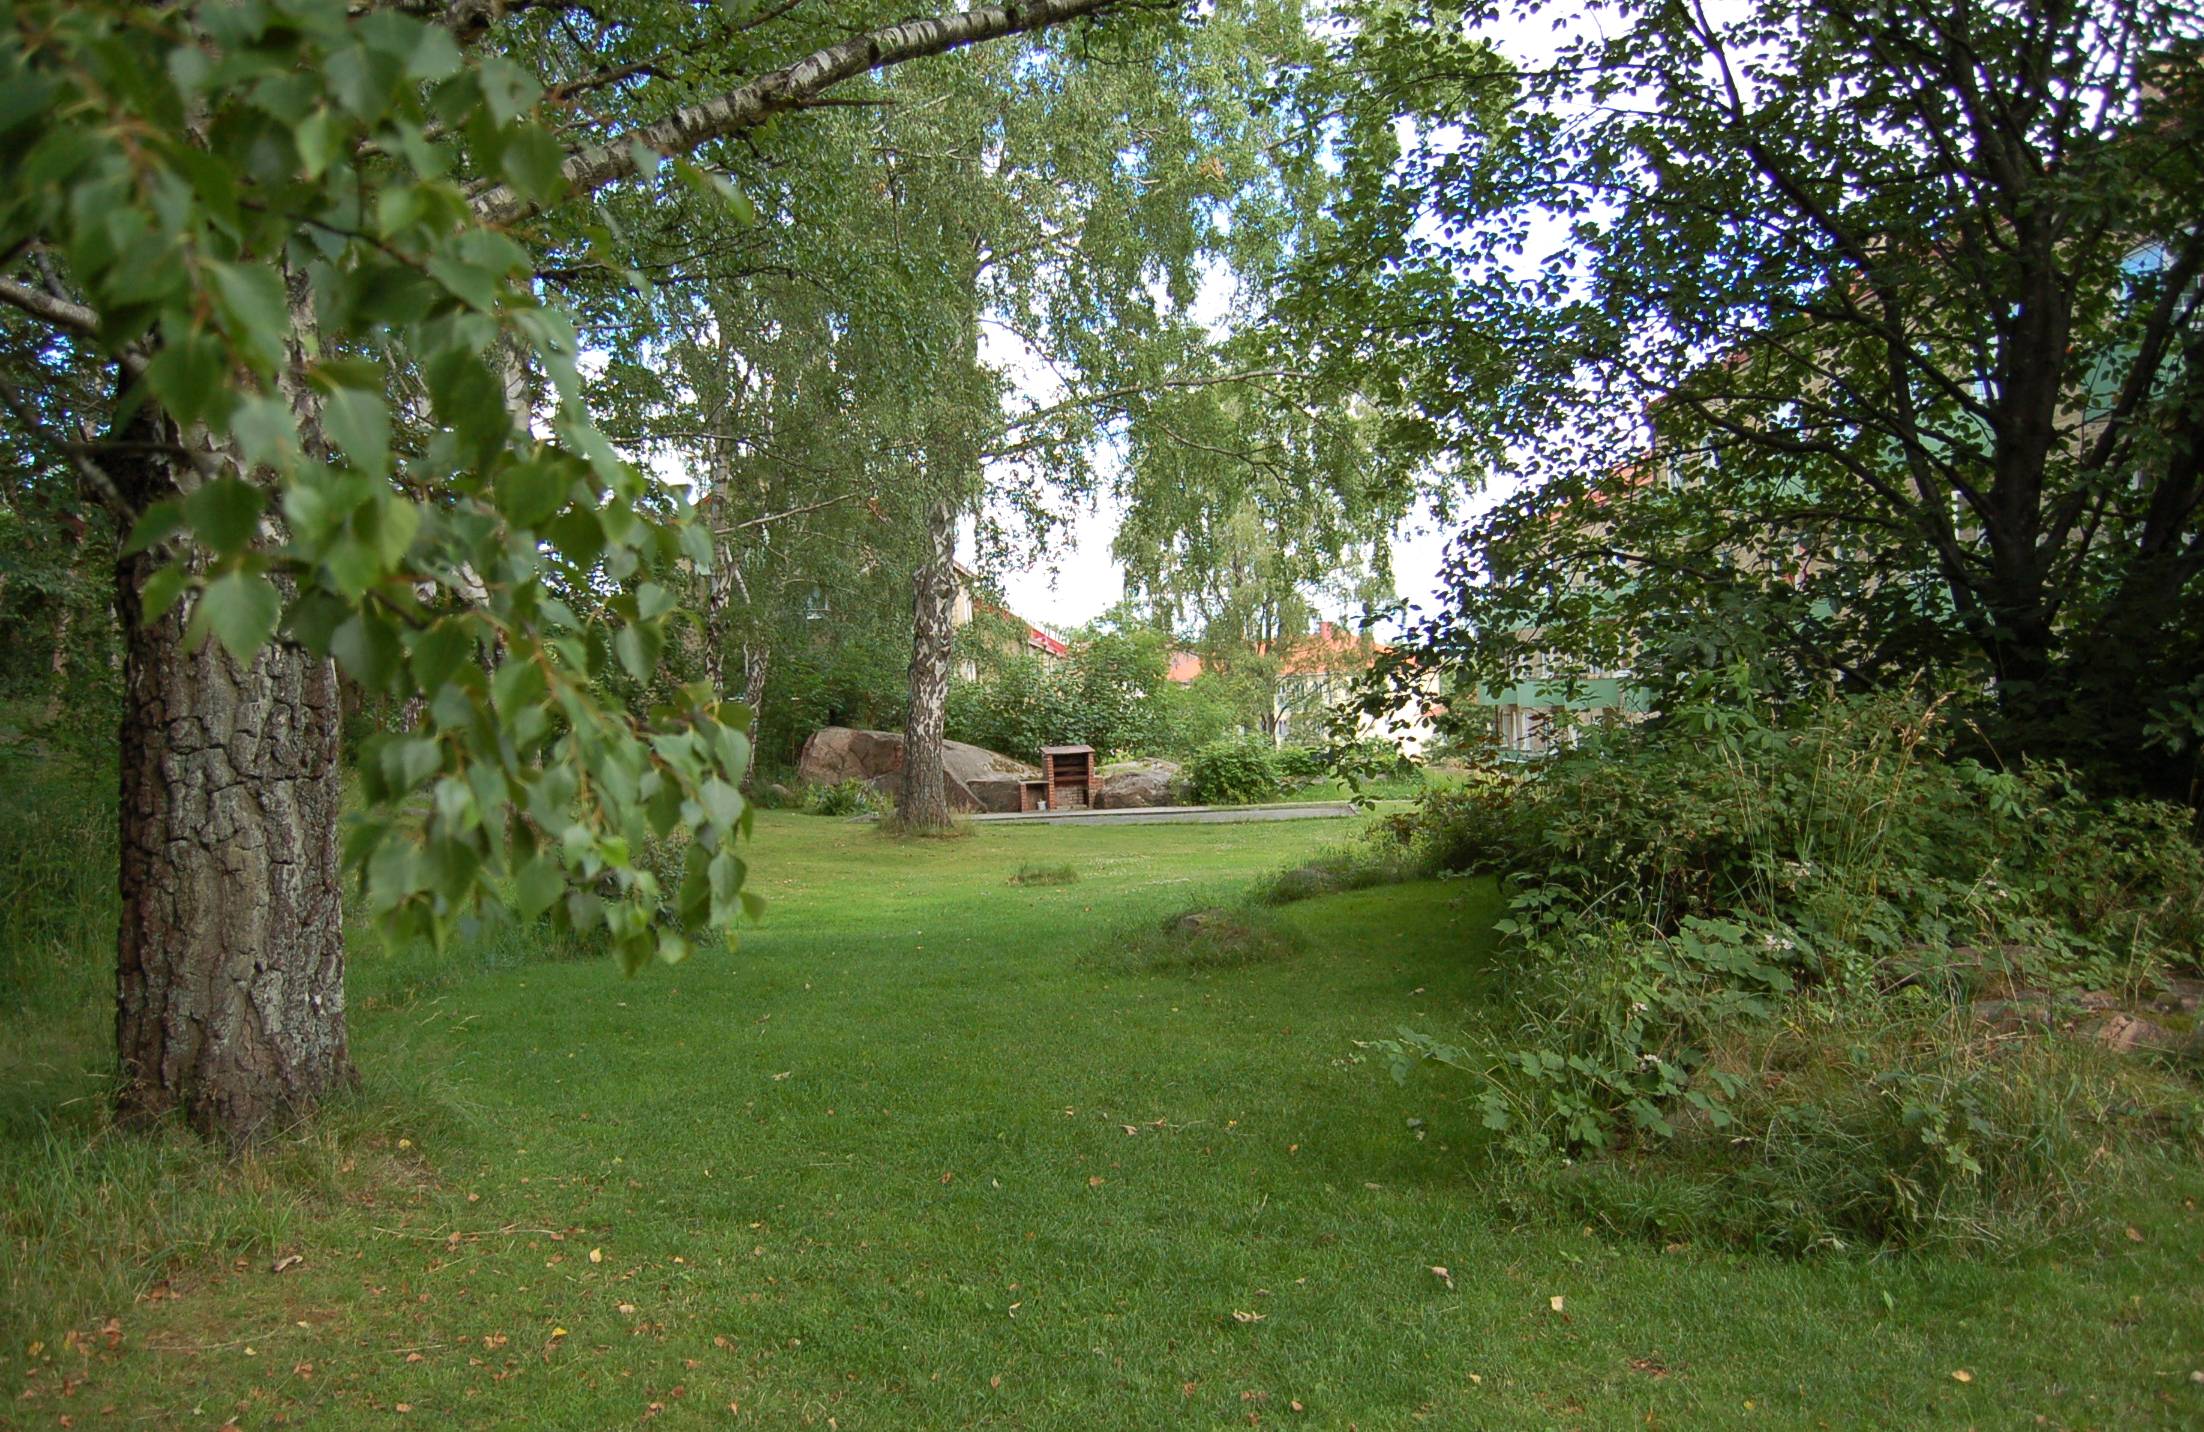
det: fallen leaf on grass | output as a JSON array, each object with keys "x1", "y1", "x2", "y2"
[
  {"x1": 2124, "y1": 1226, "x2": 2144, "y2": 1243},
  {"x1": 1087, "y1": 1176, "x2": 1105, "y2": 1187},
  {"x1": 1429, "y1": 1266, "x2": 1453, "y2": 1290},
  {"x1": 1951, "y1": 1369, "x2": 1973, "y2": 1383},
  {"x1": 1549, "y1": 1296, "x2": 1565, "y2": 1312},
  {"x1": 589, "y1": 1248, "x2": 604, "y2": 1264},
  {"x1": 1231, "y1": 1310, "x2": 1266, "y2": 1324},
  {"x1": 270, "y1": 1254, "x2": 303, "y2": 1274}
]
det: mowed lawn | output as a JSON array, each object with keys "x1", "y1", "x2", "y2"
[{"x1": 6, "y1": 810, "x2": 2203, "y2": 1429}]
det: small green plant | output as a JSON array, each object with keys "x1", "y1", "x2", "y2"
[
  {"x1": 1188, "y1": 738, "x2": 1281, "y2": 805},
  {"x1": 804, "y1": 778, "x2": 889, "y2": 817}
]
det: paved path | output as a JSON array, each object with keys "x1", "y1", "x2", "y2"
[{"x1": 967, "y1": 801, "x2": 1358, "y2": 827}]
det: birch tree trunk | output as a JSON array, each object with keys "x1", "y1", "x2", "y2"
[
  {"x1": 109, "y1": 405, "x2": 354, "y2": 1144},
  {"x1": 898, "y1": 491, "x2": 961, "y2": 830},
  {"x1": 40, "y1": 522, "x2": 84, "y2": 724},
  {"x1": 108, "y1": 269, "x2": 357, "y2": 1145}
]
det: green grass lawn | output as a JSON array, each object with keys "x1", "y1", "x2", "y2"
[{"x1": 5, "y1": 810, "x2": 2202, "y2": 1429}]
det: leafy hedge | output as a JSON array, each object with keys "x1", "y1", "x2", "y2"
[{"x1": 1187, "y1": 738, "x2": 1281, "y2": 805}]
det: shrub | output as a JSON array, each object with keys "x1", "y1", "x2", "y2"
[
  {"x1": 1187, "y1": 738, "x2": 1281, "y2": 805},
  {"x1": 805, "y1": 778, "x2": 888, "y2": 817},
  {"x1": 1362, "y1": 674, "x2": 2204, "y2": 1250}
]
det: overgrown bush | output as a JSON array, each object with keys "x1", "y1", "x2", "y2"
[
  {"x1": 1187, "y1": 738, "x2": 1281, "y2": 805},
  {"x1": 804, "y1": 778, "x2": 888, "y2": 817},
  {"x1": 1361, "y1": 675, "x2": 2204, "y2": 1250}
]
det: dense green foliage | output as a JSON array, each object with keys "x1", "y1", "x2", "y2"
[
  {"x1": 1359, "y1": 681, "x2": 2204, "y2": 1250},
  {"x1": 1187, "y1": 737, "x2": 1284, "y2": 805},
  {"x1": 945, "y1": 613, "x2": 1243, "y2": 760},
  {"x1": 1302, "y1": 0, "x2": 2204, "y2": 802}
]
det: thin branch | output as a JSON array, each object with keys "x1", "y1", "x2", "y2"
[
  {"x1": 711, "y1": 491, "x2": 863, "y2": 531},
  {"x1": 0, "y1": 276, "x2": 100, "y2": 336}
]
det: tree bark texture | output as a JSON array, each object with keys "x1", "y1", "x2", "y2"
[
  {"x1": 108, "y1": 300, "x2": 356, "y2": 1145},
  {"x1": 899, "y1": 493, "x2": 960, "y2": 831},
  {"x1": 114, "y1": 549, "x2": 354, "y2": 1144}
]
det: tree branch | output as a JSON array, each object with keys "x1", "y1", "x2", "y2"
[
  {"x1": 472, "y1": 0, "x2": 1142, "y2": 225},
  {"x1": 0, "y1": 276, "x2": 100, "y2": 336}
]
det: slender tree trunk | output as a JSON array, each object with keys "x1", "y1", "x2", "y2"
[
  {"x1": 40, "y1": 519, "x2": 89, "y2": 724},
  {"x1": 112, "y1": 511, "x2": 354, "y2": 1145},
  {"x1": 701, "y1": 551, "x2": 738, "y2": 695},
  {"x1": 899, "y1": 492, "x2": 960, "y2": 830}
]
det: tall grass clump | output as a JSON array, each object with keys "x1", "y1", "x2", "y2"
[
  {"x1": 0, "y1": 742, "x2": 117, "y2": 1018},
  {"x1": 1366, "y1": 675, "x2": 2204, "y2": 1252}
]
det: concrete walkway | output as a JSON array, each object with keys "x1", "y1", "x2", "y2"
[{"x1": 967, "y1": 800, "x2": 1358, "y2": 827}]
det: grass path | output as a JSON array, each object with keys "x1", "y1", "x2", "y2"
[{"x1": 5, "y1": 811, "x2": 2202, "y2": 1428}]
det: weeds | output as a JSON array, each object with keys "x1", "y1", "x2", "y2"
[
  {"x1": 1360, "y1": 675, "x2": 2204, "y2": 1251},
  {"x1": 1088, "y1": 906, "x2": 1304, "y2": 974}
]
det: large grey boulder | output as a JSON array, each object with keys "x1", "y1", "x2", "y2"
[
  {"x1": 796, "y1": 727, "x2": 1038, "y2": 814},
  {"x1": 796, "y1": 727, "x2": 906, "y2": 786},
  {"x1": 1096, "y1": 758, "x2": 1187, "y2": 809}
]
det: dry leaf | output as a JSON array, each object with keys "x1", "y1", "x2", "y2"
[
  {"x1": 1290, "y1": 1400, "x2": 1305, "y2": 1412},
  {"x1": 618, "y1": 1303, "x2": 637, "y2": 1316},
  {"x1": 1951, "y1": 1369, "x2": 1973, "y2": 1384},
  {"x1": 2124, "y1": 1226, "x2": 2144, "y2": 1243},
  {"x1": 1548, "y1": 1296, "x2": 1565, "y2": 1313},
  {"x1": 405, "y1": 1352, "x2": 425, "y2": 1364},
  {"x1": 989, "y1": 1374, "x2": 1002, "y2": 1389},
  {"x1": 1088, "y1": 1175, "x2": 1105, "y2": 1187},
  {"x1": 1231, "y1": 1310, "x2": 1266, "y2": 1324},
  {"x1": 589, "y1": 1248, "x2": 604, "y2": 1264},
  {"x1": 1429, "y1": 1266, "x2": 1453, "y2": 1289}
]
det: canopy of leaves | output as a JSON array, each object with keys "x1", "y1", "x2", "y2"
[{"x1": 1297, "y1": 0, "x2": 2204, "y2": 800}]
